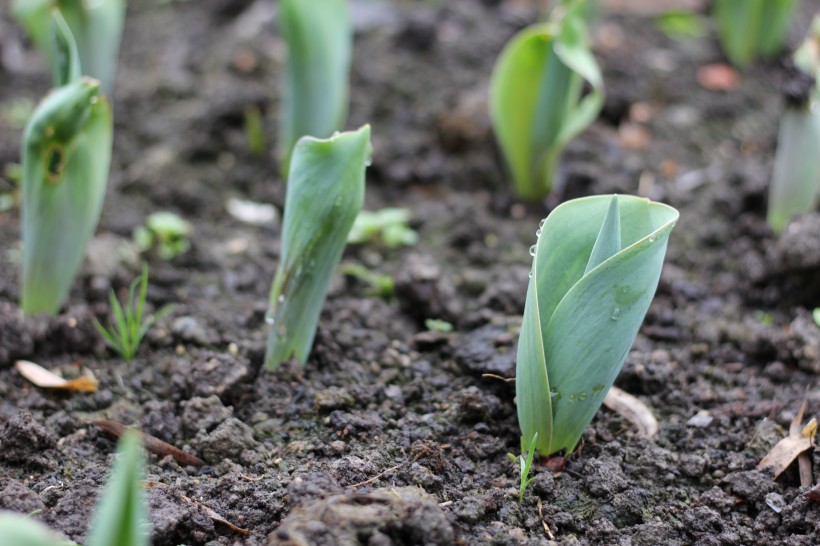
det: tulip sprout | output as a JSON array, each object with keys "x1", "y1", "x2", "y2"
[
  {"x1": 21, "y1": 75, "x2": 113, "y2": 315},
  {"x1": 13, "y1": 0, "x2": 126, "y2": 93},
  {"x1": 516, "y1": 195, "x2": 678, "y2": 456},
  {"x1": 0, "y1": 432, "x2": 148, "y2": 546},
  {"x1": 490, "y1": 1, "x2": 604, "y2": 201},
  {"x1": 767, "y1": 16, "x2": 820, "y2": 234},
  {"x1": 266, "y1": 126, "x2": 371, "y2": 369},
  {"x1": 712, "y1": 0, "x2": 796, "y2": 69},
  {"x1": 278, "y1": 0, "x2": 351, "y2": 178}
]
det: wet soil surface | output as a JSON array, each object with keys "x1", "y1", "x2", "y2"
[{"x1": 1, "y1": 0, "x2": 820, "y2": 544}]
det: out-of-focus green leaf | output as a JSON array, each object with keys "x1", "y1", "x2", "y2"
[
  {"x1": 516, "y1": 195, "x2": 678, "y2": 456},
  {"x1": 21, "y1": 77, "x2": 112, "y2": 315},
  {"x1": 713, "y1": 0, "x2": 796, "y2": 69},
  {"x1": 655, "y1": 11, "x2": 706, "y2": 40},
  {"x1": 767, "y1": 18, "x2": 820, "y2": 234},
  {"x1": 0, "y1": 512, "x2": 75, "y2": 546},
  {"x1": 85, "y1": 431, "x2": 149, "y2": 546},
  {"x1": 279, "y1": 0, "x2": 351, "y2": 178},
  {"x1": 490, "y1": 6, "x2": 603, "y2": 201},
  {"x1": 50, "y1": 9, "x2": 81, "y2": 86},
  {"x1": 266, "y1": 125, "x2": 371, "y2": 369},
  {"x1": 13, "y1": 0, "x2": 125, "y2": 93},
  {"x1": 767, "y1": 108, "x2": 820, "y2": 233}
]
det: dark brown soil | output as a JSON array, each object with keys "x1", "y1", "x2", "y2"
[{"x1": 1, "y1": 0, "x2": 819, "y2": 544}]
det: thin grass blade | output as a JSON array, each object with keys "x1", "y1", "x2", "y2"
[{"x1": 50, "y1": 9, "x2": 81, "y2": 86}]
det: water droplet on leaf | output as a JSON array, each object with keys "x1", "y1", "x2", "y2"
[
  {"x1": 610, "y1": 307, "x2": 621, "y2": 320},
  {"x1": 529, "y1": 245, "x2": 537, "y2": 256}
]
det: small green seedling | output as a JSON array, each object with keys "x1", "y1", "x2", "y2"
[
  {"x1": 0, "y1": 432, "x2": 148, "y2": 546},
  {"x1": 340, "y1": 263, "x2": 395, "y2": 298},
  {"x1": 514, "y1": 433, "x2": 539, "y2": 503},
  {"x1": 95, "y1": 266, "x2": 170, "y2": 361},
  {"x1": 21, "y1": 75, "x2": 112, "y2": 316},
  {"x1": 244, "y1": 105, "x2": 267, "y2": 158},
  {"x1": 278, "y1": 0, "x2": 351, "y2": 178},
  {"x1": 767, "y1": 16, "x2": 820, "y2": 234},
  {"x1": 517, "y1": 195, "x2": 678, "y2": 456},
  {"x1": 424, "y1": 318, "x2": 453, "y2": 333},
  {"x1": 266, "y1": 125, "x2": 371, "y2": 369},
  {"x1": 490, "y1": 0, "x2": 604, "y2": 201},
  {"x1": 133, "y1": 211, "x2": 192, "y2": 260},
  {"x1": 712, "y1": 0, "x2": 796, "y2": 69},
  {"x1": 347, "y1": 208, "x2": 419, "y2": 249},
  {"x1": 13, "y1": 0, "x2": 125, "y2": 93},
  {"x1": 655, "y1": 10, "x2": 707, "y2": 40}
]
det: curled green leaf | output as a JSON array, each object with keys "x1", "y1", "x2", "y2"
[
  {"x1": 266, "y1": 125, "x2": 372, "y2": 369},
  {"x1": 516, "y1": 195, "x2": 678, "y2": 456},
  {"x1": 490, "y1": 7, "x2": 603, "y2": 201},
  {"x1": 22, "y1": 77, "x2": 112, "y2": 315}
]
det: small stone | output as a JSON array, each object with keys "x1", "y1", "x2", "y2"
[{"x1": 687, "y1": 410, "x2": 714, "y2": 428}]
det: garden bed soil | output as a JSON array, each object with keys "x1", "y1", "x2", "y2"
[{"x1": 1, "y1": 0, "x2": 820, "y2": 544}]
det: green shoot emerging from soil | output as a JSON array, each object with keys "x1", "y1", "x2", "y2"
[
  {"x1": 21, "y1": 74, "x2": 112, "y2": 316},
  {"x1": 0, "y1": 431, "x2": 148, "y2": 546},
  {"x1": 266, "y1": 126, "x2": 372, "y2": 369},
  {"x1": 489, "y1": 0, "x2": 604, "y2": 201},
  {"x1": 341, "y1": 263, "x2": 395, "y2": 298},
  {"x1": 348, "y1": 207, "x2": 418, "y2": 249},
  {"x1": 133, "y1": 211, "x2": 192, "y2": 260},
  {"x1": 767, "y1": 16, "x2": 820, "y2": 233},
  {"x1": 95, "y1": 266, "x2": 170, "y2": 361},
  {"x1": 517, "y1": 195, "x2": 678, "y2": 456},
  {"x1": 13, "y1": 0, "x2": 125, "y2": 93},
  {"x1": 515, "y1": 432, "x2": 539, "y2": 503},
  {"x1": 712, "y1": 0, "x2": 796, "y2": 69},
  {"x1": 278, "y1": 0, "x2": 351, "y2": 178}
]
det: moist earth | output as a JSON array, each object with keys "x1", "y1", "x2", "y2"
[{"x1": 0, "y1": 0, "x2": 819, "y2": 545}]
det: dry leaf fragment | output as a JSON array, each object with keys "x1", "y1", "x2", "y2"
[
  {"x1": 806, "y1": 482, "x2": 820, "y2": 502},
  {"x1": 93, "y1": 420, "x2": 205, "y2": 467},
  {"x1": 15, "y1": 360, "x2": 98, "y2": 392},
  {"x1": 757, "y1": 400, "x2": 815, "y2": 482},
  {"x1": 603, "y1": 386, "x2": 659, "y2": 438}
]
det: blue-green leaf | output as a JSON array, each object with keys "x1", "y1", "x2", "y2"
[
  {"x1": 22, "y1": 77, "x2": 112, "y2": 315},
  {"x1": 266, "y1": 125, "x2": 371, "y2": 369},
  {"x1": 517, "y1": 195, "x2": 678, "y2": 456}
]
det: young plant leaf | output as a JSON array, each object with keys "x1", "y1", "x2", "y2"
[
  {"x1": 490, "y1": 4, "x2": 603, "y2": 201},
  {"x1": 13, "y1": 0, "x2": 125, "y2": 93},
  {"x1": 278, "y1": 0, "x2": 351, "y2": 178},
  {"x1": 0, "y1": 511, "x2": 75, "y2": 546},
  {"x1": 767, "y1": 18, "x2": 820, "y2": 233},
  {"x1": 266, "y1": 125, "x2": 371, "y2": 369},
  {"x1": 85, "y1": 431, "x2": 149, "y2": 546},
  {"x1": 51, "y1": 8, "x2": 81, "y2": 87},
  {"x1": 517, "y1": 195, "x2": 678, "y2": 456},
  {"x1": 21, "y1": 77, "x2": 112, "y2": 315},
  {"x1": 712, "y1": 0, "x2": 796, "y2": 69}
]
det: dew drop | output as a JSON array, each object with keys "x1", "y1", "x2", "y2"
[
  {"x1": 577, "y1": 392, "x2": 587, "y2": 401},
  {"x1": 277, "y1": 294, "x2": 285, "y2": 304},
  {"x1": 364, "y1": 159, "x2": 372, "y2": 167},
  {"x1": 648, "y1": 234, "x2": 657, "y2": 243},
  {"x1": 592, "y1": 384, "x2": 604, "y2": 393},
  {"x1": 528, "y1": 270, "x2": 532, "y2": 279},
  {"x1": 539, "y1": 219, "x2": 546, "y2": 229},
  {"x1": 568, "y1": 393, "x2": 575, "y2": 401},
  {"x1": 535, "y1": 228, "x2": 542, "y2": 238},
  {"x1": 264, "y1": 310, "x2": 275, "y2": 325},
  {"x1": 529, "y1": 245, "x2": 537, "y2": 256},
  {"x1": 610, "y1": 307, "x2": 621, "y2": 320}
]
